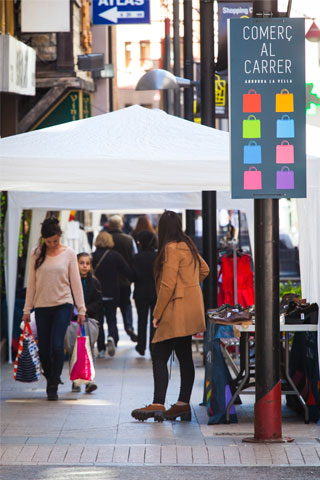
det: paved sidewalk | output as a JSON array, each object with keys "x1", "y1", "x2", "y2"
[{"x1": 1, "y1": 325, "x2": 319, "y2": 468}]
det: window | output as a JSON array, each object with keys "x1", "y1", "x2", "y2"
[
  {"x1": 125, "y1": 42, "x2": 132, "y2": 69},
  {"x1": 140, "y1": 40, "x2": 150, "y2": 67}
]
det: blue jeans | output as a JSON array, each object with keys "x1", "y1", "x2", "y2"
[{"x1": 35, "y1": 303, "x2": 73, "y2": 384}]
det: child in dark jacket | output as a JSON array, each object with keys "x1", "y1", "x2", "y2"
[
  {"x1": 132, "y1": 231, "x2": 158, "y2": 356},
  {"x1": 72, "y1": 252, "x2": 102, "y2": 393}
]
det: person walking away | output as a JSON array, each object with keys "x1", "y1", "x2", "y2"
[
  {"x1": 132, "y1": 230, "x2": 158, "y2": 356},
  {"x1": 107, "y1": 215, "x2": 138, "y2": 342},
  {"x1": 131, "y1": 211, "x2": 209, "y2": 422},
  {"x1": 92, "y1": 232, "x2": 133, "y2": 357},
  {"x1": 22, "y1": 217, "x2": 86, "y2": 401},
  {"x1": 71, "y1": 252, "x2": 103, "y2": 393},
  {"x1": 131, "y1": 215, "x2": 155, "y2": 246}
]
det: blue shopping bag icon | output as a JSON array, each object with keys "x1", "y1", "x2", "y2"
[
  {"x1": 276, "y1": 115, "x2": 295, "y2": 138},
  {"x1": 243, "y1": 141, "x2": 262, "y2": 164}
]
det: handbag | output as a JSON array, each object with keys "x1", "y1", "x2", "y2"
[
  {"x1": 276, "y1": 141, "x2": 294, "y2": 164},
  {"x1": 64, "y1": 317, "x2": 99, "y2": 353},
  {"x1": 69, "y1": 326, "x2": 95, "y2": 386},
  {"x1": 243, "y1": 89, "x2": 261, "y2": 113},
  {"x1": 243, "y1": 167, "x2": 262, "y2": 190},
  {"x1": 242, "y1": 115, "x2": 261, "y2": 138},
  {"x1": 243, "y1": 141, "x2": 262, "y2": 164},
  {"x1": 14, "y1": 322, "x2": 40, "y2": 383},
  {"x1": 275, "y1": 89, "x2": 294, "y2": 112}
]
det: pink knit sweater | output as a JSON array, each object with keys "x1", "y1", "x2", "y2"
[{"x1": 23, "y1": 247, "x2": 86, "y2": 315}]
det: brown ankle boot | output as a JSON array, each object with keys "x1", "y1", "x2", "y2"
[
  {"x1": 131, "y1": 404, "x2": 165, "y2": 422},
  {"x1": 164, "y1": 403, "x2": 191, "y2": 421}
]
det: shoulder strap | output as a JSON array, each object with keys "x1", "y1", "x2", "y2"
[{"x1": 94, "y1": 249, "x2": 110, "y2": 274}]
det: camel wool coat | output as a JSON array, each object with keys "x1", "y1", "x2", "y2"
[{"x1": 152, "y1": 241, "x2": 209, "y2": 343}]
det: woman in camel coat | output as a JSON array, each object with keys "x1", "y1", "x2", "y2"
[{"x1": 132, "y1": 211, "x2": 209, "y2": 423}]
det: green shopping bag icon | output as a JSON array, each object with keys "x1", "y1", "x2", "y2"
[{"x1": 242, "y1": 115, "x2": 261, "y2": 138}]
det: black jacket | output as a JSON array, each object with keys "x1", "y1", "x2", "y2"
[
  {"x1": 109, "y1": 229, "x2": 135, "y2": 287},
  {"x1": 92, "y1": 247, "x2": 133, "y2": 300},
  {"x1": 132, "y1": 250, "x2": 157, "y2": 301},
  {"x1": 81, "y1": 273, "x2": 102, "y2": 320}
]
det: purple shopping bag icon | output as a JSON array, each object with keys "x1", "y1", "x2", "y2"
[{"x1": 276, "y1": 167, "x2": 294, "y2": 189}]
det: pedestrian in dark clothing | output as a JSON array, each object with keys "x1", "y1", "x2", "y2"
[
  {"x1": 132, "y1": 230, "x2": 158, "y2": 356},
  {"x1": 92, "y1": 231, "x2": 133, "y2": 357},
  {"x1": 71, "y1": 252, "x2": 103, "y2": 394},
  {"x1": 107, "y1": 215, "x2": 138, "y2": 342},
  {"x1": 77, "y1": 253, "x2": 102, "y2": 321},
  {"x1": 131, "y1": 215, "x2": 155, "y2": 246}
]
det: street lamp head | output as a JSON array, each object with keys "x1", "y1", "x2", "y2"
[
  {"x1": 305, "y1": 21, "x2": 320, "y2": 43},
  {"x1": 136, "y1": 69, "x2": 180, "y2": 90}
]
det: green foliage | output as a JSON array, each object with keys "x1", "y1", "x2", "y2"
[{"x1": 280, "y1": 280, "x2": 301, "y2": 300}]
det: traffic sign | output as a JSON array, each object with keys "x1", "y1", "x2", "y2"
[{"x1": 93, "y1": 0, "x2": 150, "y2": 25}]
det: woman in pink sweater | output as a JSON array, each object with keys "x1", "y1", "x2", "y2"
[{"x1": 22, "y1": 217, "x2": 86, "y2": 401}]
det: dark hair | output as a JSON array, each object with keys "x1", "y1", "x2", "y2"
[
  {"x1": 153, "y1": 211, "x2": 200, "y2": 278},
  {"x1": 132, "y1": 215, "x2": 155, "y2": 234},
  {"x1": 35, "y1": 217, "x2": 62, "y2": 270},
  {"x1": 77, "y1": 252, "x2": 91, "y2": 262},
  {"x1": 136, "y1": 230, "x2": 157, "y2": 252}
]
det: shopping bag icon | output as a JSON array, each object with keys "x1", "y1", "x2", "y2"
[
  {"x1": 275, "y1": 89, "x2": 294, "y2": 112},
  {"x1": 276, "y1": 141, "x2": 294, "y2": 164},
  {"x1": 276, "y1": 115, "x2": 294, "y2": 138},
  {"x1": 244, "y1": 167, "x2": 262, "y2": 190},
  {"x1": 276, "y1": 167, "x2": 294, "y2": 189},
  {"x1": 243, "y1": 115, "x2": 261, "y2": 138},
  {"x1": 243, "y1": 90, "x2": 261, "y2": 113},
  {"x1": 243, "y1": 141, "x2": 262, "y2": 164}
]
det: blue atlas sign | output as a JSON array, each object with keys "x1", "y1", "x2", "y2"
[
  {"x1": 228, "y1": 18, "x2": 306, "y2": 199},
  {"x1": 93, "y1": 0, "x2": 150, "y2": 25}
]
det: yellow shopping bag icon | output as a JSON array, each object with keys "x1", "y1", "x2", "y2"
[{"x1": 275, "y1": 89, "x2": 294, "y2": 112}]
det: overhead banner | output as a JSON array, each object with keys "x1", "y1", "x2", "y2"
[
  {"x1": 228, "y1": 18, "x2": 306, "y2": 199},
  {"x1": 217, "y1": 1, "x2": 252, "y2": 72}
]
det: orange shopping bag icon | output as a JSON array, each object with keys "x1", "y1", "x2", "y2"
[
  {"x1": 275, "y1": 89, "x2": 294, "y2": 112},
  {"x1": 243, "y1": 90, "x2": 261, "y2": 113}
]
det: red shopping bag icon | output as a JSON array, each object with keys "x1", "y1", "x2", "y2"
[
  {"x1": 244, "y1": 167, "x2": 262, "y2": 190},
  {"x1": 243, "y1": 90, "x2": 261, "y2": 113}
]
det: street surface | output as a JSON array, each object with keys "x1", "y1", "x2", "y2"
[
  {"x1": 1, "y1": 466, "x2": 320, "y2": 480},
  {"x1": 1, "y1": 321, "x2": 320, "y2": 475}
]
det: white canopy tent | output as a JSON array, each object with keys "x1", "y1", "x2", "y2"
[{"x1": 0, "y1": 106, "x2": 319, "y2": 362}]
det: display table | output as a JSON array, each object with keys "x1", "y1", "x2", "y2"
[{"x1": 223, "y1": 324, "x2": 318, "y2": 424}]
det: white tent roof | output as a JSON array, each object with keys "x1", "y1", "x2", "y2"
[
  {"x1": 0, "y1": 105, "x2": 230, "y2": 192},
  {"x1": 1, "y1": 105, "x2": 319, "y2": 363}
]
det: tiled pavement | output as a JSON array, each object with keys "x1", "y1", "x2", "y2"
[{"x1": 1, "y1": 324, "x2": 319, "y2": 467}]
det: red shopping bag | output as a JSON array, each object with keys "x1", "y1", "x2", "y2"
[
  {"x1": 243, "y1": 90, "x2": 261, "y2": 113},
  {"x1": 70, "y1": 326, "x2": 95, "y2": 386}
]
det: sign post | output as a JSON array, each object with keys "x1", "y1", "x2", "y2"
[{"x1": 92, "y1": 0, "x2": 150, "y2": 25}]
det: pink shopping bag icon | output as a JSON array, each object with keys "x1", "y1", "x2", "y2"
[
  {"x1": 276, "y1": 141, "x2": 294, "y2": 164},
  {"x1": 276, "y1": 167, "x2": 294, "y2": 189},
  {"x1": 244, "y1": 167, "x2": 262, "y2": 190}
]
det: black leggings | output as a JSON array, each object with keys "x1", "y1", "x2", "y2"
[{"x1": 152, "y1": 335, "x2": 195, "y2": 405}]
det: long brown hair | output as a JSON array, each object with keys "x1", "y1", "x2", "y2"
[
  {"x1": 153, "y1": 211, "x2": 200, "y2": 278},
  {"x1": 35, "y1": 217, "x2": 62, "y2": 270},
  {"x1": 132, "y1": 215, "x2": 155, "y2": 234}
]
